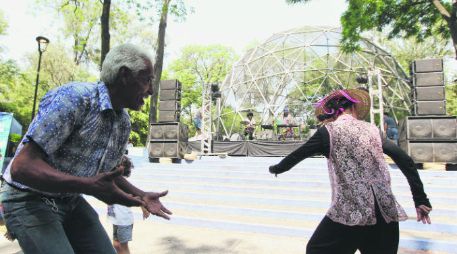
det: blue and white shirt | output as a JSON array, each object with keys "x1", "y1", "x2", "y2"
[{"x1": 3, "y1": 82, "x2": 131, "y2": 193}]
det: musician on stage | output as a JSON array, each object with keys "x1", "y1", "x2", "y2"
[
  {"x1": 242, "y1": 112, "x2": 256, "y2": 140},
  {"x1": 280, "y1": 107, "x2": 295, "y2": 139}
]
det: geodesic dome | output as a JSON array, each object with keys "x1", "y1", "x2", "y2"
[{"x1": 216, "y1": 26, "x2": 411, "y2": 138}]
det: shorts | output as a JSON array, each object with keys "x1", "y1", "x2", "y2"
[{"x1": 113, "y1": 224, "x2": 133, "y2": 244}]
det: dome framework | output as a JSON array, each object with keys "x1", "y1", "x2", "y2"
[{"x1": 216, "y1": 26, "x2": 411, "y2": 139}]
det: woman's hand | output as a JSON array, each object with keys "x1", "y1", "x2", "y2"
[
  {"x1": 269, "y1": 164, "x2": 286, "y2": 175},
  {"x1": 416, "y1": 205, "x2": 432, "y2": 224}
]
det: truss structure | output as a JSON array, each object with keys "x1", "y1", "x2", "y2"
[
  {"x1": 201, "y1": 83, "x2": 212, "y2": 153},
  {"x1": 216, "y1": 26, "x2": 411, "y2": 139}
]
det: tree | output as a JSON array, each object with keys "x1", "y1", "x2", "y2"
[
  {"x1": 372, "y1": 32, "x2": 452, "y2": 71},
  {"x1": 0, "y1": 44, "x2": 95, "y2": 128},
  {"x1": 143, "y1": 0, "x2": 188, "y2": 123},
  {"x1": 166, "y1": 44, "x2": 237, "y2": 135},
  {"x1": 0, "y1": 59, "x2": 35, "y2": 128},
  {"x1": 37, "y1": 0, "x2": 102, "y2": 65},
  {"x1": 287, "y1": 0, "x2": 457, "y2": 58},
  {"x1": 37, "y1": 0, "x2": 138, "y2": 67},
  {"x1": 0, "y1": 10, "x2": 8, "y2": 53},
  {"x1": 0, "y1": 10, "x2": 7, "y2": 36},
  {"x1": 150, "y1": 0, "x2": 171, "y2": 123},
  {"x1": 26, "y1": 43, "x2": 94, "y2": 89},
  {"x1": 100, "y1": 0, "x2": 111, "y2": 67}
]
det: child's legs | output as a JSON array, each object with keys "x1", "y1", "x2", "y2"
[{"x1": 113, "y1": 224, "x2": 133, "y2": 254}]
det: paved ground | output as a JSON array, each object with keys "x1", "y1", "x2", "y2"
[{"x1": 1, "y1": 147, "x2": 456, "y2": 254}]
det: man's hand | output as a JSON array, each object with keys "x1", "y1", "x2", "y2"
[
  {"x1": 142, "y1": 191, "x2": 172, "y2": 220},
  {"x1": 416, "y1": 205, "x2": 432, "y2": 224},
  {"x1": 88, "y1": 168, "x2": 145, "y2": 207}
]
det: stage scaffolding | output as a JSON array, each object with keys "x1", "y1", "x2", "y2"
[{"x1": 215, "y1": 26, "x2": 411, "y2": 140}]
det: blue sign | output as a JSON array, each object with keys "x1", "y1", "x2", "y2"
[{"x1": 0, "y1": 113, "x2": 13, "y2": 168}]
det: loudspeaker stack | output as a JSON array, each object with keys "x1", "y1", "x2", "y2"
[
  {"x1": 158, "y1": 79, "x2": 182, "y2": 122},
  {"x1": 148, "y1": 80, "x2": 188, "y2": 163},
  {"x1": 399, "y1": 59, "x2": 457, "y2": 170},
  {"x1": 411, "y1": 59, "x2": 446, "y2": 115},
  {"x1": 399, "y1": 116, "x2": 457, "y2": 164},
  {"x1": 148, "y1": 122, "x2": 188, "y2": 162}
]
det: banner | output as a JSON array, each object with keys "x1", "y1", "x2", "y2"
[{"x1": 0, "y1": 113, "x2": 13, "y2": 168}]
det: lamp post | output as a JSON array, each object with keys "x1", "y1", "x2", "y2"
[{"x1": 31, "y1": 36, "x2": 50, "y2": 121}]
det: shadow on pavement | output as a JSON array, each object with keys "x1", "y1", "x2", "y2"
[{"x1": 159, "y1": 236, "x2": 243, "y2": 254}]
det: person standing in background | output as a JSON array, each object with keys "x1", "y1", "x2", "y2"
[
  {"x1": 384, "y1": 112, "x2": 399, "y2": 145},
  {"x1": 243, "y1": 112, "x2": 256, "y2": 140}
]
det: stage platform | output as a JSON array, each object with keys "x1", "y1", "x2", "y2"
[{"x1": 187, "y1": 139, "x2": 307, "y2": 157}]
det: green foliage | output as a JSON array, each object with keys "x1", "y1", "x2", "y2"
[
  {"x1": 375, "y1": 34, "x2": 451, "y2": 71},
  {"x1": 339, "y1": 0, "x2": 451, "y2": 53},
  {"x1": 373, "y1": 33, "x2": 457, "y2": 115},
  {"x1": 0, "y1": 59, "x2": 35, "y2": 128},
  {"x1": 0, "y1": 42, "x2": 94, "y2": 130},
  {"x1": 446, "y1": 84, "x2": 457, "y2": 116},
  {"x1": 35, "y1": 0, "x2": 145, "y2": 66},
  {"x1": 0, "y1": 10, "x2": 7, "y2": 36},
  {"x1": 126, "y1": 0, "x2": 191, "y2": 23},
  {"x1": 166, "y1": 44, "x2": 237, "y2": 135},
  {"x1": 128, "y1": 97, "x2": 151, "y2": 146},
  {"x1": 9, "y1": 133, "x2": 22, "y2": 143},
  {"x1": 27, "y1": 43, "x2": 95, "y2": 89},
  {"x1": 287, "y1": 1, "x2": 455, "y2": 54},
  {"x1": 0, "y1": 10, "x2": 8, "y2": 53}
]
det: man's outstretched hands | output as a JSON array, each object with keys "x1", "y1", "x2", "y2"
[
  {"x1": 88, "y1": 168, "x2": 145, "y2": 207},
  {"x1": 87, "y1": 168, "x2": 172, "y2": 220},
  {"x1": 142, "y1": 191, "x2": 172, "y2": 220},
  {"x1": 416, "y1": 205, "x2": 432, "y2": 224}
]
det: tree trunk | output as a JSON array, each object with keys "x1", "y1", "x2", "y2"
[
  {"x1": 100, "y1": 0, "x2": 111, "y2": 68},
  {"x1": 449, "y1": 2, "x2": 457, "y2": 59},
  {"x1": 150, "y1": 0, "x2": 170, "y2": 123}
]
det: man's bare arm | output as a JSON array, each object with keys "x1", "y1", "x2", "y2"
[{"x1": 11, "y1": 141, "x2": 144, "y2": 206}]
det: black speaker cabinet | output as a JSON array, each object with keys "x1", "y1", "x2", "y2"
[
  {"x1": 160, "y1": 89, "x2": 181, "y2": 101},
  {"x1": 413, "y1": 72, "x2": 444, "y2": 87},
  {"x1": 400, "y1": 140, "x2": 457, "y2": 163},
  {"x1": 414, "y1": 86, "x2": 445, "y2": 101},
  {"x1": 150, "y1": 122, "x2": 189, "y2": 141},
  {"x1": 159, "y1": 100, "x2": 180, "y2": 111},
  {"x1": 413, "y1": 59, "x2": 443, "y2": 73},
  {"x1": 414, "y1": 101, "x2": 446, "y2": 115},
  {"x1": 160, "y1": 79, "x2": 182, "y2": 90},
  {"x1": 158, "y1": 110, "x2": 180, "y2": 122},
  {"x1": 148, "y1": 141, "x2": 186, "y2": 158},
  {"x1": 399, "y1": 116, "x2": 457, "y2": 140}
]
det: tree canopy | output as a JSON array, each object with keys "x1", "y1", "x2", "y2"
[
  {"x1": 287, "y1": 0, "x2": 457, "y2": 58},
  {"x1": 166, "y1": 44, "x2": 237, "y2": 135}
]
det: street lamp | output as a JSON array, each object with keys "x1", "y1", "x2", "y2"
[{"x1": 31, "y1": 36, "x2": 50, "y2": 121}]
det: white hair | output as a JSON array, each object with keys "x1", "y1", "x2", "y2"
[{"x1": 100, "y1": 44, "x2": 153, "y2": 85}]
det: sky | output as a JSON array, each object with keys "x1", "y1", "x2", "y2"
[{"x1": 0, "y1": 0, "x2": 347, "y2": 67}]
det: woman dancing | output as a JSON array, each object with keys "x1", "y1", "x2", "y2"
[{"x1": 269, "y1": 88, "x2": 432, "y2": 254}]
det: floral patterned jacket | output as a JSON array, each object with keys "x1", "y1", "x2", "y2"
[{"x1": 325, "y1": 114, "x2": 408, "y2": 226}]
